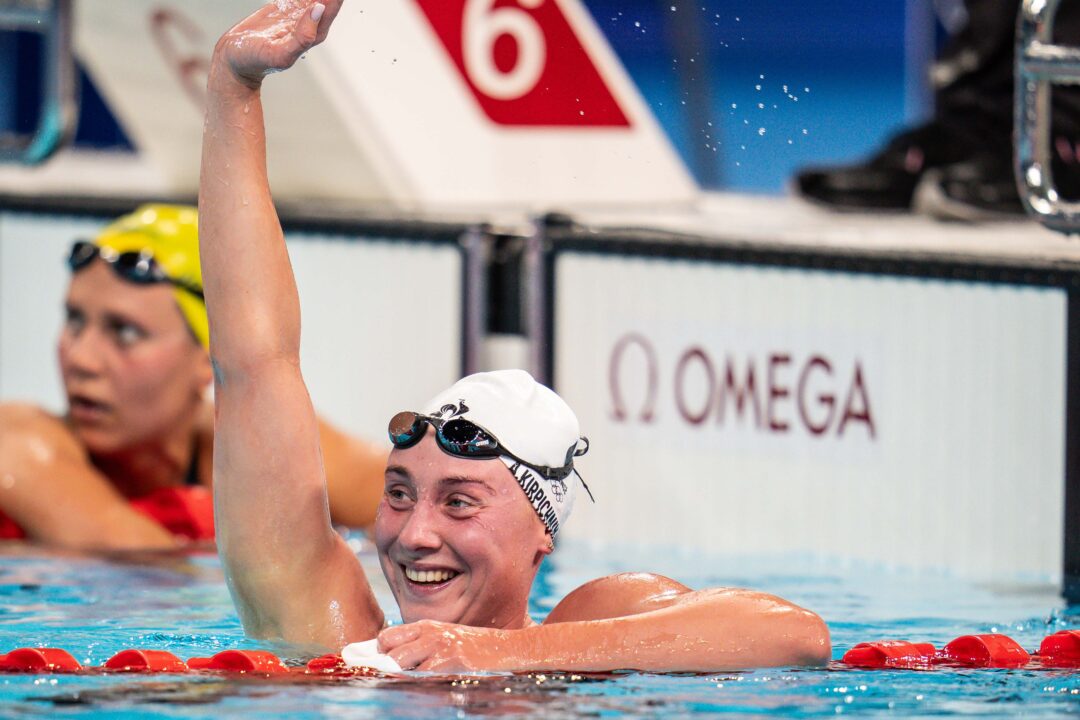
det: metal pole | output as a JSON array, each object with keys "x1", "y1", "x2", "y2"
[
  {"x1": 1016, "y1": 0, "x2": 1080, "y2": 232},
  {"x1": 523, "y1": 216, "x2": 548, "y2": 385},
  {"x1": 459, "y1": 224, "x2": 490, "y2": 377}
]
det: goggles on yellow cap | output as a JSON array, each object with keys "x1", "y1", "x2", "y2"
[
  {"x1": 70, "y1": 204, "x2": 209, "y2": 349},
  {"x1": 68, "y1": 241, "x2": 204, "y2": 299}
]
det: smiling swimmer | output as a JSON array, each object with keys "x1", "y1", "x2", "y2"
[{"x1": 198, "y1": 0, "x2": 831, "y2": 672}]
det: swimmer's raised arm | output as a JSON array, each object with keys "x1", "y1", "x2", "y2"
[{"x1": 199, "y1": 1, "x2": 383, "y2": 649}]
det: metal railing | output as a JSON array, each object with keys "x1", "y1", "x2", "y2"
[
  {"x1": 0, "y1": 0, "x2": 77, "y2": 164},
  {"x1": 1017, "y1": 0, "x2": 1080, "y2": 233}
]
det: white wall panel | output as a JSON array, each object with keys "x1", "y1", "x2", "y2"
[
  {"x1": 0, "y1": 213, "x2": 94, "y2": 412},
  {"x1": 554, "y1": 253, "x2": 1067, "y2": 582},
  {"x1": 289, "y1": 233, "x2": 462, "y2": 439}
]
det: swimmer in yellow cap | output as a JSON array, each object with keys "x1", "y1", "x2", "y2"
[
  {"x1": 0, "y1": 204, "x2": 386, "y2": 548},
  {"x1": 198, "y1": 1, "x2": 829, "y2": 672}
]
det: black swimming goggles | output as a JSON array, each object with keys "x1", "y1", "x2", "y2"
[
  {"x1": 68, "y1": 240, "x2": 205, "y2": 302},
  {"x1": 388, "y1": 410, "x2": 590, "y2": 485}
]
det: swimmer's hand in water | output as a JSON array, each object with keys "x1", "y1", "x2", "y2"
[
  {"x1": 378, "y1": 621, "x2": 510, "y2": 673},
  {"x1": 216, "y1": 0, "x2": 343, "y2": 88}
]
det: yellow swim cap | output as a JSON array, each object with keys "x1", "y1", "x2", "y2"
[{"x1": 93, "y1": 204, "x2": 208, "y2": 349}]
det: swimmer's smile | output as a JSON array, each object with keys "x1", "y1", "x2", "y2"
[{"x1": 400, "y1": 564, "x2": 460, "y2": 592}]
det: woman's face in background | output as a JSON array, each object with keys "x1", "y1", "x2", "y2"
[{"x1": 57, "y1": 260, "x2": 211, "y2": 455}]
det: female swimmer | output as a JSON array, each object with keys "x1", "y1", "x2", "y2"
[
  {"x1": 200, "y1": 1, "x2": 830, "y2": 671},
  {"x1": 0, "y1": 205, "x2": 385, "y2": 549}
]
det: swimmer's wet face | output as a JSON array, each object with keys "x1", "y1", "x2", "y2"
[
  {"x1": 58, "y1": 261, "x2": 212, "y2": 454},
  {"x1": 375, "y1": 432, "x2": 551, "y2": 629}
]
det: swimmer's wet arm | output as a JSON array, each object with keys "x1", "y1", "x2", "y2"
[
  {"x1": 0, "y1": 404, "x2": 177, "y2": 549},
  {"x1": 519, "y1": 587, "x2": 831, "y2": 672},
  {"x1": 379, "y1": 585, "x2": 830, "y2": 672},
  {"x1": 199, "y1": 0, "x2": 383, "y2": 649}
]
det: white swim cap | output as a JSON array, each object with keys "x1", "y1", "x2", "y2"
[{"x1": 419, "y1": 369, "x2": 589, "y2": 538}]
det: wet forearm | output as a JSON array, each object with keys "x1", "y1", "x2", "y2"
[
  {"x1": 515, "y1": 592, "x2": 831, "y2": 672},
  {"x1": 198, "y1": 56, "x2": 302, "y2": 376}
]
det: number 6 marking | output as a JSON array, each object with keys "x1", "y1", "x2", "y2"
[{"x1": 463, "y1": 0, "x2": 546, "y2": 101}]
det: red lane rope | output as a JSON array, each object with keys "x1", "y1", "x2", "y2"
[
  {"x1": 0, "y1": 630, "x2": 1077, "y2": 675},
  {"x1": 0, "y1": 647, "x2": 386, "y2": 676},
  {"x1": 842, "y1": 630, "x2": 1080, "y2": 670}
]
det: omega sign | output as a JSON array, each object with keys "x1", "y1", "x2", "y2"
[{"x1": 608, "y1": 333, "x2": 877, "y2": 440}]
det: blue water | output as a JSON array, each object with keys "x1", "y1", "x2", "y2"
[{"x1": 0, "y1": 538, "x2": 1077, "y2": 718}]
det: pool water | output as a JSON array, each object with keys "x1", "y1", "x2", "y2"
[{"x1": 0, "y1": 536, "x2": 1076, "y2": 718}]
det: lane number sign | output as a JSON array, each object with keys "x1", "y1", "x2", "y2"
[{"x1": 413, "y1": 0, "x2": 630, "y2": 126}]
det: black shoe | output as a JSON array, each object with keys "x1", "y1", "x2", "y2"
[
  {"x1": 795, "y1": 121, "x2": 982, "y2": 211},
  {"x1": 915, "y1": 140, "x2": 1080, "y2": 222},
  {"x1": 913, "y1": 155, "x2": 1025, "y2": 221}
]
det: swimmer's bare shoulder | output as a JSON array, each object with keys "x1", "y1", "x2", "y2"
[
  {"x1": 543, "y1": 572, "x2": 693, "y2": 623},
  {"x1": 0, "y1": 402, "x2": 86, "y2": 468},
  {"x1": 0, "y1": 402, "x2": 175, "y2": 549}
]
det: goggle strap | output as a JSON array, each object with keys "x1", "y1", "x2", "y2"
[
  {"x1": 573, "y1": 467, "x2": 596, "y2": 503},
  {"x1": 573, "y1": 437, "x2": 590, "y2": 457}
]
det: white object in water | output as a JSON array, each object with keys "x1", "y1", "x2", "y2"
[{"x1": 340, "y1": 639, "x2": 403, "y2": 674}]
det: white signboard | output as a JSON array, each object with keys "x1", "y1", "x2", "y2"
[
  {"x1": 74, "y1": 1, "x2": 696, "y2": 211},
  {"x1": 0, "y1": 211, "x2": 463, "y2": 442},
  {"x1": 553, "y1": 252, "x2": 1068, "y2": 582}
]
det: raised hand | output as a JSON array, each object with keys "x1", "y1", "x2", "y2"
[{"x1": 214, "y1": 0, "x2": 344, "y2": 88}]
